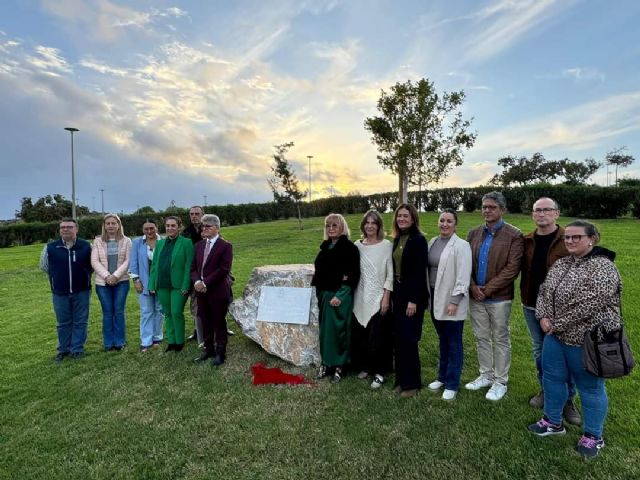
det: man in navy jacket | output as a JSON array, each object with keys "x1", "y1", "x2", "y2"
[{"x1": 40, "y1": 218, "x2": 93, "y2": 362}]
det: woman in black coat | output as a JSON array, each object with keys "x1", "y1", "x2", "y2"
[
  {"x1": 391, "y1": 203, "x2": 429, "y2": 397},
  {"x1": 311, "y1": 213, "x2": 360, "y2": 383}
]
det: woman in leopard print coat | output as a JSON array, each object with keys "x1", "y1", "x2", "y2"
[{"x1": 528, "y1": 220, "x2": 621, "y2": 458}]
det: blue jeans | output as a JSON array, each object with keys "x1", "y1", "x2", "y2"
[
  {"x1": 542, "y1": 334, "x2": 608, "y2": 437},
  {"x1": 432, "y1": 318, "x2": 464, "y2": 391},
  {"x1": 52, "y1": 290, "x2": 90, "y2": 354},
  {"x1": 138, "y1": 293, "x2": 163, "y2": 348},
  {"x1": 523, "y1": 306, "x2": 576, "y2": 398},
  {"x1": 96, "y1": 281, "x2": 130, "y2": 349}
]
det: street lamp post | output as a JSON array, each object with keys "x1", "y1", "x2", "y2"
[
  {"x1": 100, "y1": 188, "x2": 105, "y2": 214},
  {"x1": 307, "y1": 155, "x2": 313, "y2": 202},
  {"x1": 64, "y1": 127, "x2": 79, "y2": 220}
]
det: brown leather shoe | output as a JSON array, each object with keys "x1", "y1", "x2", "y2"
[
  {"x1": 529, "y1": 391, "x2": 544, "y2": 409},
  {"x1": 563, "y1": 400, "x2": 581, "y2": 426}
]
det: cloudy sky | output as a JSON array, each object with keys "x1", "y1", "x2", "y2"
[{"x1": 1, "y1": 0, "x2": 639, "y2": 219}]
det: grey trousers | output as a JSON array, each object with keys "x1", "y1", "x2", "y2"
[{"x1": 189, "y1": 290, "x2": 204, "y2": 343}]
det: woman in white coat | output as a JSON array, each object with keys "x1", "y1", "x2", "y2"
[
  {"x1": 427, "y1": 209, "x2": 472, "y2": 400},
  {"x1": 352, "y1": 209, "x2": 394, "y2": 389}
]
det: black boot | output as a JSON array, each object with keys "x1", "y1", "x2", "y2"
[{"x1": 211, "y1": 346, "x2": 226, "y2": 366}]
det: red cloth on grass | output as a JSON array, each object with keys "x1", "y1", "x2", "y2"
[{"x1": 250, "y1": 362, "x2": 313, "y2": 385}]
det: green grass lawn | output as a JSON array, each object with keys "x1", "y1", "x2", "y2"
[{"x1": 0, "y1": 213, "x2": 638, "y2": 480}]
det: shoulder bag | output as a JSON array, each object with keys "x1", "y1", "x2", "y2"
[{"x1": 582, "y1": 283, "x2": 635, "y2": 378}]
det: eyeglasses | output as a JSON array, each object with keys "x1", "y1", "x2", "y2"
[
  {"x1": 481, "y1": 205, "x2": 499, "y2": 211},
  {"x1": 533, "y1": 208, "x2": 557, "y2": 214},
  {"x1": 563, "y1": 234, "x2": 588, "y2": 242}
]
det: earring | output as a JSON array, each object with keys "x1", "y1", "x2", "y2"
[{"x1": 589, "y1": 243, "x2": 593, "y2": 246}]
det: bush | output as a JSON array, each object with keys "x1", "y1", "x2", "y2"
[{"x1": 2, "y1": 185, "x2": 638, "y2": 247}]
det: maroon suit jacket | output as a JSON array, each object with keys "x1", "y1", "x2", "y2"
[{"x1": 190, "y1": 237, "x2": 233, "y2": 302}]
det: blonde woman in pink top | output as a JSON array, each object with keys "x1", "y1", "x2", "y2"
[{"x1": 91, "y1": 214, "x2": 132, "y2": 351}]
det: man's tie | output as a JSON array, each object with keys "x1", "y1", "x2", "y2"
[{"x1": 202, "y1": 240, "x2": 212, "y2": 275}]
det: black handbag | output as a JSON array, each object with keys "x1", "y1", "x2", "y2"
[{"x1": 582, "y1": 284, "x2": 635, "y2": 378}]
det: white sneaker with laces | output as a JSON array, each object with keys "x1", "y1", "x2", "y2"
[
  {"x1": 428, "y1": 380, "x2": 444, "y2": 391},
  {"x1": 464, "y1": 375, "x2": 493, "y2": 391},
  {"x1": 370, "y1": 374, "x2": 384, "y2": 389},
  {"x1": 485, "y1": 382, "x2": 507, "y2": 401},
  {"x1": 442, "y1": 389, "x2": 457, "y2": 401}
]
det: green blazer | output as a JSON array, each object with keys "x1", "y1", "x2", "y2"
[{"x1": 148, "y1": 235, "x2": 194, "y2": 292}]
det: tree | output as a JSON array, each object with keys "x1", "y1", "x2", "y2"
[
  {"x1": 618, "y1": 177, "x2": 640, "y2": 187},
  {"x1": 490, "y1": 153, "x2": 559, "y2": 186},
  {"x1": 267, "y1": 142, "x2": 306, "y2": 230},
  {"x1": 364, "y1": 78, "x2": 476, "y2": 203},
  {"x1": 606, "y1": 147, "x2": 635, "y2": 186},
  {"x1": 16, "y1": 194, "x2": 90, "y2": 222},
  {"x1": 490, "y1": 153, "x2": 601, "y2": 186},
  {"x1": 134, "y1": 206, "x2": 156, "y2": 215},
  {"x1": 557, "y1": 157, "x2": 601, "y2": 185}
]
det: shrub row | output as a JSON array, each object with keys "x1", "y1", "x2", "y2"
[{"x1": 1, "y1": 185, "x2": 638, "y2": 247}]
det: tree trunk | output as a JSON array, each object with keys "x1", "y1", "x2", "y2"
[
  {"x1": 398, "y1": 171, "x2": 409, "y2": 204},
  {"x1": 296, "y1": 202, "x2": 303, "y2": 230}
]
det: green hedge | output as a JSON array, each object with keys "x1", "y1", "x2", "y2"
[{"x1": 1, "y1": 185, "x2": 638, "y2": 247}]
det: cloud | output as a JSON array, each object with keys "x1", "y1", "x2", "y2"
[
  {"x1": 447, "y1": 71, "x2": 492, "y2": 92},
  {"x1": 27, "y1": 46, "x2": 72, "y2": 75},
  {"x1": 417, "y1": 0, "x2": 580, "y2": 66},
  {"x1": 562, "y1": 67, "x2": 605, "y2": 83},
  {"x1": 469, "y1": 90, "x2": 640, "y2": 164},
  {"x1": 41, "y1": 0, "x2": 191, "y2": 43},
  {"x1": 79, "y1": 57, "x2": 128, "y2": 77},
  {"x1": 464, "y1": 0, "x2": 580, "y2": 63}
]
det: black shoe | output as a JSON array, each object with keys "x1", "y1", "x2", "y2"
[
  {"x1": 187, "y1": 331, "x2": 197, "y2": 342},
  {"x1": 164, "y1": 344, "x2": 175, "y2": 353},
  {"x1": 113, "y1": 346, "x2": 124, "y2": 352},
  {"x1": 174, "y1": 343, "x2": 184, "y2": 352},
  {"x1": 193, "y1": 352, "x2": 211, "y2": 363},
  {"x1": 71, "y1": 352, "x2": 85, "y2": 360},
  {"x1": 54, "y1": 352, "x2": 68, "y2": 363},
  {"x1": 211, "y1": 355, "x2": 225, "y2": 366}
]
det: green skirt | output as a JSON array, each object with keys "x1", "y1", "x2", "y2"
[{"x1": 317, "y1": 287, "x2": 353, "y2": 367}]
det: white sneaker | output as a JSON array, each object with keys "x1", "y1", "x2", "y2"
[
  {"x1": 442, "y1": 389, "x2": 457, "y2": 401},
  {"x1": 485, "y1": 382, "x2": 508, "y2": 401},
  {"x1": 464, "y1": 376, "x2": 493, "y2": 391},
  {"x1": 428, "y1": 380, "x2": 444, "y2": 391},
  {"x1": 370, "y1": 374, "x2": 384, "y2": 389}
]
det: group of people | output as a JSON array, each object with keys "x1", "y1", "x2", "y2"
[
  {"x1": 311, "y1": 193, "x2": 622, "y2": 458},
  {"x1": 40, "y1": 206, "x2": 234, "y2": 367},
  {"x1": 40, "y1": 193, "x2": 622, "y2": 459}
]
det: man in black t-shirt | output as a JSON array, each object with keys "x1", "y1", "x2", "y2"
[{"x1": 520, "y1": 197, "x2": 580, "y2": 425}]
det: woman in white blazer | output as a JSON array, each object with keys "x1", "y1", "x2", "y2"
[{"x1": 426, "y1": 209, "x2": 472, "y2": 400}]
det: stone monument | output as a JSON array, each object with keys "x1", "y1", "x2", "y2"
[{"x1": 229, "y1": 264, "x2": 320, "y2": 367}]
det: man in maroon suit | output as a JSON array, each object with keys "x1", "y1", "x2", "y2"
[{"x1": 191, "y1": 214, "x2": 233, "y2": 366}]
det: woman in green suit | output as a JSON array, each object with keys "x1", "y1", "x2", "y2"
[{"x1": 149, "y1": 216, "x2": 194, "y2": 352}]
